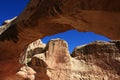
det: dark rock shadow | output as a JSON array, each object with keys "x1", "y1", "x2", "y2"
[
  {"x1": 0, "y1": 23, "x2": 19, "y2": 43},
  {"x1": 27, "y1": 47, "x2": 46, "y2": 58},
  {"x1": 28, "y1": 57, "x2": 50, "y2": 80}
]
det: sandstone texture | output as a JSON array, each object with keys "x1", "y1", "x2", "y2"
[
  {"x1": 16, "y1": 66, "x2": 36, "y2": 80},
  {"x1": 16, "y1": 39, "x2": 120, "y2": 80},
  {"x1": 25, "y1": 39, "x2": 71, "y2": 80},
  {"x1": 19, "y1": 39, "x2": 46, "y2": 65},
  {"x1": 71, "y1": 40, "x2": 120, "y2": 80},
  {"x1": 0, "y1": 0, "x2": 120, "y2": 79}
]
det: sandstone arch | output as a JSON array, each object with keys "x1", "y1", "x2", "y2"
[{"x1": 0, "y1": 0, "x2": 120, "y2": 79}]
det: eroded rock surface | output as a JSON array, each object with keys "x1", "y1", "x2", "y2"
[
  {"x1": 16, "y1": 66, "x2": 36, "y2": 80},
  {"x1": 17, "y1": 39, "x2": 120, "y2": 80},
  {"x1": 28, "y1": 39, "x2": 71, "y2": 80},
  {"x1": 19, "y1": 39, "x2": 46, "y2": 65},
  {"x1": 0, "y1": 0, "x2": 120, "y2": 79},
  {"x1": 71, "y1": 40, "x2": 120, "y2": 80}
]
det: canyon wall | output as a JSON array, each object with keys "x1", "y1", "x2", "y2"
[{"x1": 16, "y1": 39, "x2": 120, "y2": 80}]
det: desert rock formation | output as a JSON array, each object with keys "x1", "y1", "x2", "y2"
[
  {"x1": 71, "y1": 40, "x2": 120, "y2": 80},
  {"x1": 19, "y1": 39, "x2": 46, "y2": 65},
  {"x1": 0, "y1": 0, "x2": 120, "y2": 79},
  {"x1": 16, "y1": 39, "x2": 120, "y2": 80}
]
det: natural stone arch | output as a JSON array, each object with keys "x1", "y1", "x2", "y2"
[{"x1": 0, "y1": 0, "x2": 120, "y2": 79}]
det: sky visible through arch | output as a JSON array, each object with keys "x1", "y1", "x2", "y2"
[
  {"x1": 0, "y1": 0, "x2": 110, "y2": 53},
  {"x1": 42, "y1": 30, "x2": 110, "y2": 53}
]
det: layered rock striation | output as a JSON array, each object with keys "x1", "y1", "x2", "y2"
[{"x1": 17, "y1": 39, "x2": 120, "y2": 80}]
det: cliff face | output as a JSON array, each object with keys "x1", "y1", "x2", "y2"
[
  {"x1": 16, "y1": 39, "x2": 120, "y2": 80},
  {"x1": 29, "y1": 39, "x2": 71, "y2": 80},
  {"x1": 71, "y1": 41, "x2": 120, "y2": 60},
  {"x1": 71, "y1": 40, "x2": 120, "y2": 80}
]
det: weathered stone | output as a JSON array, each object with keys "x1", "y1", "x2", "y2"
[
  {"x1": 16, "y1": 66, "x2": 36, "y2": 80},
  {"x1": 71, "y1": 40, "x2": 120, "y2": 80},
  {"x1": 71, "y1": 40, "x2": 120, "y2": 61},
  {"x1": 28, "y1": 39, "x2": 71, "y2": 80},
  {"x1": 17, "y1": 39, "x2": 120, "y2": 80},
  {"x1": 1, "y1": 0, "x2": 120, "y2": 79},
  {"x1": 19, "y1": 39, "x2": 46, "y2": 65}
]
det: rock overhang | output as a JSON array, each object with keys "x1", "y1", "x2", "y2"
[{"x1": 0, "y1": 0, "x2": 120, "y2": 79}]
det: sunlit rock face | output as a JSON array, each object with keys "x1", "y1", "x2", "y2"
[
  {"x1": 16, "y1": 66, "x2": 36, "y2": 80},
  {"x1": 19, "y1": 39, "x2": 46, "y2": 65},
  {"x1": 1, "y1": 0, "x2": 120, "y2": 79},
  {"x1": 71, "y1": 40, "x2": 120, "y2": 80},
  {"x1": 28, "y1": 39, "x2": 71, "y2": 80},
  {"x1": 17, "y1": 39, "x2": 120, "y2": 80}
]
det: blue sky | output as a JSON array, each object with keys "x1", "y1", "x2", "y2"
[
  {"x1": 0, "y1": 0, "x2": 110, "y2": 53},
  {"x1": 42, "y1": 30, "x2": 110, "y2": 53},
  {"x1": 0, "y1": 0, "x2": 29, "y2": 25}
]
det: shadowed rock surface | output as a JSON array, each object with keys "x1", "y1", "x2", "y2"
[
  {"x1": 0, "y1": 0, "x2": 120, "y2": 79},
  {"x1": 16, "y1": 39, "x2": 120, "y2": 80}
]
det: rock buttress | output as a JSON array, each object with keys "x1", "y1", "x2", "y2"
[{"x1": 28, "y1": 39, "x2": 71, "y2": 80}]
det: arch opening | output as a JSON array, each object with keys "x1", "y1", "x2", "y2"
[
  {"x1": 17, "y1": 30, "x2": 120, "y2": 80},
  {"x1": 42, "y1": 29, "x2": 110, "y2": 53}
]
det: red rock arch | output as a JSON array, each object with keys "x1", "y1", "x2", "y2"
[{"x1": 0, "y1": 0, "x2": 120, "y2": 79}]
